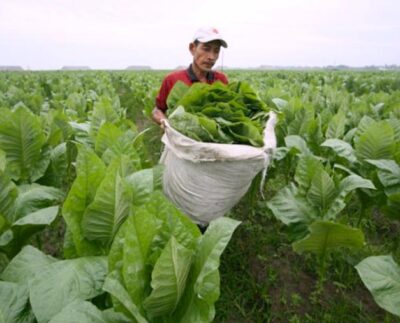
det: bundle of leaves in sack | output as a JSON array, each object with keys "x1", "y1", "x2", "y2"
[{"x1": 166, "y1": 81, "x2": 271, "y2": 147}]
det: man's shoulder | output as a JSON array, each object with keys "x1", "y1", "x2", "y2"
[{"x1": 163, "y1": 69, "x2": 188, "y2": 82}]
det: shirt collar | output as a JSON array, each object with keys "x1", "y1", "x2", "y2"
[{"x1": 187, "y1": 64, "x2": 215, "y2": 83}]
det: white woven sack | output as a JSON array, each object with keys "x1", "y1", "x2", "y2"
[{"x1": 160, "y1": 111, "x2": 277, "y2": 225}]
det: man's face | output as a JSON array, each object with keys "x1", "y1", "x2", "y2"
[{"x1": 190, "y1": 40, "x2": 221, "y2": 72}]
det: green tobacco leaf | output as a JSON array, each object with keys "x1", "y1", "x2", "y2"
[
  {"x1": 0, "y1": 149, "x2": 6, "y2": 172},
  {"x1": 101, "y1": 130, "x2": 142, "y2": 170},
  {"x1": 355, "y1": 121, "x2": 395, "y2": 160},
  {"x1": 102, "y1": 308, "x2": 131, "y2": 323},
  {"x1": 40, "y1": 142, "x2": 69, "y2": 188},
  {"x1": 325, "y1": 110, "x2": 346, "y2": 139},
  {"x1": 139, "y1": 192, "x2": 201, "y2": 257},
  {"x1": 13, "y1": 206, "x2": 59, "y2": 227},
  {"x1": 293, "y1": 221, "x2": 365, "y2": 256},
  {"x1": 287, "y1": 107, "x2": 315, "y2": 138},
  {"x1": 365, "y1": 159, "x2": 400, "y2": 187},
  {"x1": 30, "y1": 256, "x2": 108, "y2": 323},
  {"x1": 14, "y1": 185, "x2": 63, "y2": 221},
  {"x1": 143, "y1": 237, "x2": 193, "y2": 318},
  {"x1": 125, "y1": 165, "x2": 164, "y2": 208},
  {"x1": 285, "y1": 135, "x2": 311, "y2": 155},
  {"x1": 267, "y1": 184, "x2": 317, "y2": 225},
  {"x1": 0, "y1": 281, "x2": 30, "y2": 323},
  {"x1": 294, "y1": 154, "x2": 324, "y2": 195},
  {"x1": 1, "y1": 245, "x2": 56, "y2": 283},
  {"x1": 48, "y1": 300, "x2": 106, "y2": 323},
  {"x1": 166, "y1": 81, "x2": 190, "y2": 110},
  {"x1": 103, "y1": 271, "x2": 148, "y2": 323},
  {"x1": 0, "y1": 106, "x2": 47, "y2": 182},
  {"x1": 120, "y1": 208, "x2": 159, "y2": 308},
  {"x1": 324, "y1": 174, "x2": 375, "y2": 220},
  {"x1": 225, "y1": 120, "x2": 264, "y2": 147},
  {"x1": 271, "y1": 98, "x2": 288, "y2": 110},
  {"x1": 11, "y1": 206, "x2": 59, "y2": 248},
  {"x1": 167, "y1": 81, "x2": 267, "y2": 146},
  {"x1": 306, "y1": 170, "x2": 337, "y2": 212},
  {"x1": 81, "y1": 158, "x2": 132, "y2": 245},
  {"x1": 169, "y1": 106, "x2": 214, "y2": 143},
  {"x1": 0, "y1": 229, "x2": 13, "y2": 247},
  {"x1": 321, "y1": 139, "x2": 357, "y2": 163},
  {"x1": 0, "y1": 171, "x2": 17, "y2": 223},
  {"x1": 62, "y1": 146, "x2": 106, "y2": 256},
  {"x1": 356, "y1": 255, "x2": 400, "y2": 317},
  {"x1": 173, "y1": 217, "x2": 240, "y2": 323},
  {"x1": 338, "y1": 174, "x2": 376, "y2": 194},
  {"x1": 90, "y1": 96, "x2": 120, "y2": 140},
  {"x1": 95, "y1": 122, "x2": 124, "y2": 156}
]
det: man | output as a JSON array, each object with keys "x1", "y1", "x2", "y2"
[{"x1": 152, "y1": 27, "x2": 228, "y2": 125}]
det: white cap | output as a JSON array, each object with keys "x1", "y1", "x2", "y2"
[{"x1": 193, "y1": 27, "x2": 228, "y2": 48}]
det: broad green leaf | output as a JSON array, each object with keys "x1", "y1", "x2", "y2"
[
  {"x1": 306, "y1": 170, "x2": 337, "y2": 212},
  {"x1": 81, "y1": 158, "x2": 132, "y2": 244},
  {"x1": 321, "y1": 139, "x2": 357, "y2": 163},
  {"x1": 49, "y1": 300, "x2": 106, "y2": 323},
  {"x1": 0, "y1": 281, "x2": 30, "y2": 323},
  {"x1": 0, "y1": 149, "x2": 6, "y2": 172},
  {"x1": 356, "y1": 255, "x2": 400, "y2": 317},
  {"x1": 30, "y1": 256, "x2": 108, "y2": 323},
  {"x1": 365, "y1": 159, "x2": 400, "y2": 187},
  {"x1": 287, "y1": 107, "x2": 315, "y2": 138},
  {"x1": 118, "y1": 209, "x2": 158, "y2": 308},
  {"x1": 325, "y1": 110, "x2": 346, "y2": 139},
  {"x1": 0, "y1": 106, "x2": 46, "y2": 182},
  {"x1": 271, "y1": 98, "x2": 288, "y2": 110},
  {"x1": 95, "y1": 122, "x2": 123, "y2": 156},
  {"x1": 8, "y1": 206, "x2": 59, "y2": 252},
  {"x1": 101, "y1": 131, "x2": 142, "y2": 169},
  {"x1": 173, "y1": 217, "x2": 240, "y2": 323},
  {"x1": 166, "y1": 81, "x2": 190, "y2": 110},
  {"x1": 13, "y1": 206, "x2": 59, "y2": 227},
  {"x1": 139, "y1": 192, "x2": 201, "y2": 257},
  {"x1": 125, "y1": 166, "x2": 164, "y2": 208},
  {"x1": 14, "y1": 185, "x2": 63, "y2": 221},
  {"x1": 0, "y1": 230, "x2": 13, "y2": 247},
  {"x1": 0, "y1": 171, "x2": 17, "y2": 223},
  {"x1": 355, "y1": 121, "x2": 395, "y2": 160},
  {"x1": 103, "y1": 271, "x2": 148, "y2": 323},
  {"x1": 1, "y1": 245, "x2": 56, "y2": 283},
  {"x1": 102, "y1": 308, "x2": 131, "y2": 323},
  {"x1": 294, "y1": 154, "x2": 324, "y2": 195},
  {"x1": 267, "y1": 184, "x2": 317, "y2": 225},
  {"x1": 293, "y1": 221, "x2": 365, "y2": 256},
  {"x1": 62, "y1": 146, "x2": 106, "y2": 256},
  {"x1": 40, "y1": 142, "x2": 69, "y2": 188},
  {"x1": 90, "y1": 96, "x2": 120, "y2": 140},
  {"x1": 338, "y1": 174, "x2": 376, "y2": 194},
  {"x1": 284, "y1": 135, "x2": 311, "y2": 155},
  {"x1": 143, "y1": 237, "x2": 193, "y2": 318},
  {"x1": 69, "y1": 121, "x2": 92, "y2": 147},
  {"x1": 355, "y1": 116, "x2": 377, "y2": 138},
  {"x1": 325, "y1": 174, "x2": 375, "y2": 220}
]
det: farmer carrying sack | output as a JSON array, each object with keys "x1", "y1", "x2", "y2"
[{"x1": 160, "y1": 111, "x2": 277, "y2": 226}]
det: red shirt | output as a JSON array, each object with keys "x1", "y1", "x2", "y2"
[{"x1": 155, "y1": 64, "x2": 228, "y2": 111}]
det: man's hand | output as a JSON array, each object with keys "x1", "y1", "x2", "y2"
[{"x1": 152, "y1": 107, "x2": 167, "y2": 129}]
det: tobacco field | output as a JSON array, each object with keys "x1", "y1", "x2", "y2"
[{"x1": 0, "y1": 70, "x2": 399, "y2": 322}]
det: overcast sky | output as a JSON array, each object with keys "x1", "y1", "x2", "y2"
[{"x1": 1, "y1": 0, "x2": 399, "y2": 70}]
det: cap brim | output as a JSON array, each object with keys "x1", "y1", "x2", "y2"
[{"x1": 196, "y1": 36, "x2": 228, "y2": 48}]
